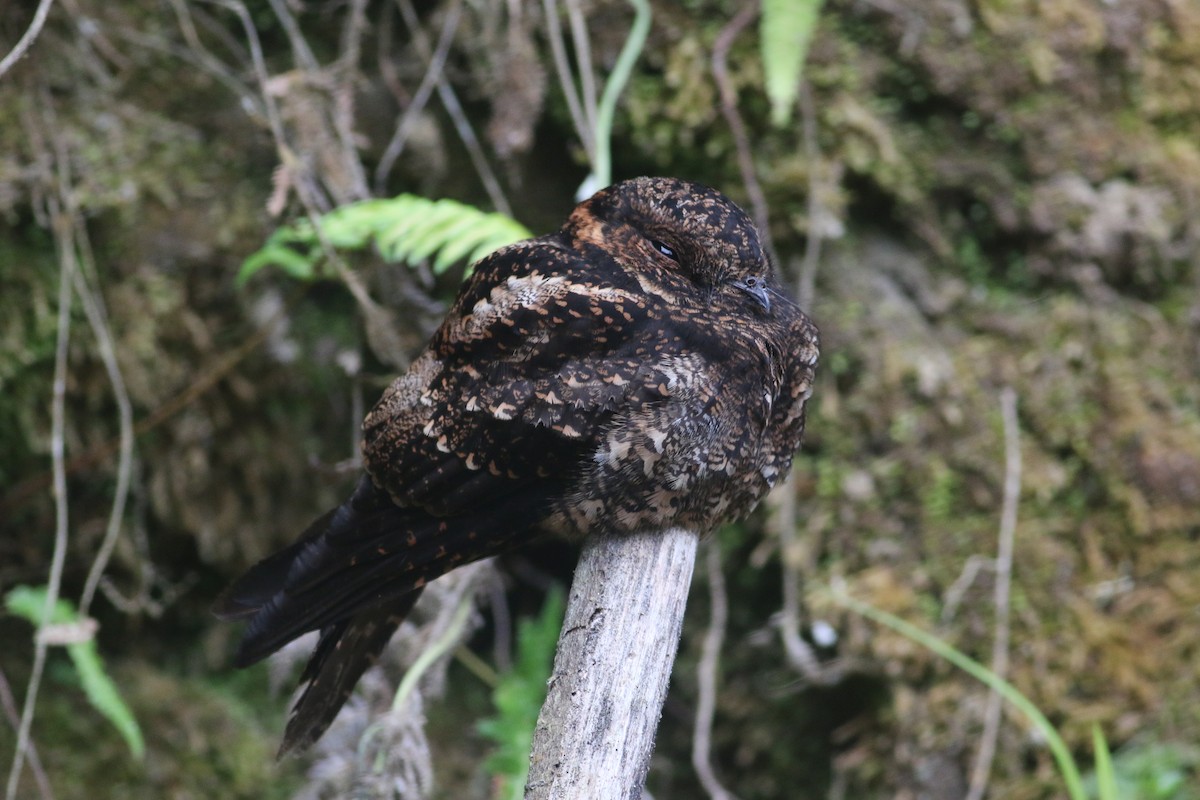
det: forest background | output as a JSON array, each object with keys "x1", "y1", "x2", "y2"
[{"x1": 1, "y1": 1, "x2": 1199, "y2": 798}]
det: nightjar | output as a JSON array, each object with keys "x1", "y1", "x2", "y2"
[{"x1": 215, "y1": 176, "x2": 820, "y2": 754}]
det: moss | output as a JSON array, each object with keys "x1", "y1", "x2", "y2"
[{"x1": 0, "y1": 656, "x2": 302, "y2": 800}]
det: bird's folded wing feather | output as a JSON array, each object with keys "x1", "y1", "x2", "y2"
[{"x1": 362, "y1": 240, "x2": 674, "y2": 514}]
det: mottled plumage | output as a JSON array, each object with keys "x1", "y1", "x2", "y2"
[{"x1": 215, "y1": 177, "x2": 819, "y2": 754}]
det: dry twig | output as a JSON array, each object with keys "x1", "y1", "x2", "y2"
[
  {"x1": 6, "y1": 105, "x2": 76, "y2": 800},
  {"x1": 540, "y1": 0, "x2": 594, "y2": 163},
  {"x1": 711, "y1": 1, "x2": 779, "y2": 268},
  {"x1": 692, "y1": 543, "x2": 738, "y2": 800},
  {"x1": 0, "y1": 669, "x2": 52, "y2": 800},
  {"x1": 375, "y1": 0, "x2": 463, "y2": 192},
  {"x1": 70, "y1": 218, "x2": 136, "y2": 618},
  {"x1": 965, "y1": 387, "x2": 1021, "y2": 800},
  {"x1": 394, "y1": 0, "x2": 513, "y2": 215},
  {"x1": 0, "y1": 0, "x2": 55, "y2": 79}
]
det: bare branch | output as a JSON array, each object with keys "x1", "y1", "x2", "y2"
[
  {"x1": 395, "y1": 0, "x2": 514, "y2": 216},
  {"x1": 266, "y1": 0, "x2": 319, "y2": 71},
  {"x1": 0, "y1": 668, "x2": 52, "y2": 800},
  {"x1": 692, "y1": 543, "x2": 739, "y2": 800},
  {"x1": 6, "y1": 95, "x2": 75, "y2": 800},
  {"x1": 768, "y1": 469, "x2": 822, "y2": 679},
  {"x1": 796, "y1": 80, "x2": 821, "y2": 314},
  {"x1": 71, "y1": 217, "x2": 136, "y2": 618},
  {"x1": 0, "y1": 0, "x2": 55, "y2": 80},
  {"x1": 564, "y1": 0, "x2": 597, "y2": 136},
  {"x1": 375, "y1": 0, "x2": 463, "y2": 192},
  {"x1": 526, "y1": 528, "x2": 698, "y2": 799},
  {"x1": 540, "y1": 0, "x2": 594, "y2": 162},
  {"x1": 711, "y1": 1, "x2": 779, "y2": 269},
  {"x1": 965, "y1": 387, "x2": 1022, "y2": 800}
]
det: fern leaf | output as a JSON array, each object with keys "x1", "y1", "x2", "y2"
[
  {"x1": 318, "y1": 199, "x2": 395, "y2": 249},
  {"x1": 237, "y1": 241, "x2": 317, "y2": 284},
  {"x1": 239, "y1": 194, "x2": 532, "y2": 285},
  {"x1": 5, "y1": 586, "x2": 145, "y2": 760},
  {"x1": 761, "y1": 0, "x2": 824, "y2": 127}
]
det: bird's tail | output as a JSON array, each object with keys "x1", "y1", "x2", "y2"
[{"x1": 213, "y1": 475, "x2": 528, "y2": 753}]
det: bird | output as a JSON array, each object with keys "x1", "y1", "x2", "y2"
[{"x1": 214, "y1": 176, "x2": 820, "y2": 755}]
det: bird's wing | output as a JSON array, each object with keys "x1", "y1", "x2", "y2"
[
  {"x1": 362, "y1": 239, "x2": 669, "y2": 515},
  {"x1": 217, "y1": 241, "x2": 672, "y2": 666}
]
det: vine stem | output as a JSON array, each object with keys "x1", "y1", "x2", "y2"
[
  {"x1": 7, "y1": 204, "x2": 74, "y2": 800},
  {"x1": 0, "y1": 0, "x2": 55, "y2": 79},
  {"x1": 590, "y1": 0, "x2": 651, "y2": 190}
]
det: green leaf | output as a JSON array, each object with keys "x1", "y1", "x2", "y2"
[
  {"x1": 319, "y1": 199, "x2": 394, "y2": 248},
  {"x1": 1092, "y1": 724, "x2": 1119, "y2": 800},
  {"x1": 479, "y1": 588, "x2": 565, "y2": 799},
  {"x1": 832, "y1": 588, "x2": 1087, "y2": 800},
  {"x1": 5, "y1": 586, "x2": 145, "y2": 760},
  {"x1": 237, "y1": 243, "x2": 317, "y2": 284},
  {"x1": 237, "y1": 194, "x2": 531, "y2": 286},
  {"x1": 761, "y1": 0, "x2": 824, "y2": 127}
]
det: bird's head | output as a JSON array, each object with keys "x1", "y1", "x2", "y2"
[{"x1": 565, "y1": 176, "x2": 779, "y2": 313}]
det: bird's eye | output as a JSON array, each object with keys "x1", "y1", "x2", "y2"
[{"x1": 650, "y1": 239, "x2": 678, "y2": 262}]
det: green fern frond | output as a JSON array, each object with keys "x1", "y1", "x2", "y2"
[
  {"x1": 238, "y1": 195, "x2": 532, "y2": 285},
  {"x1": 5, "y1": 585, "x2": 145, "y2": 760},
  {"x1": 760, "y1": 0, "x2": 825, "y2": 127}
]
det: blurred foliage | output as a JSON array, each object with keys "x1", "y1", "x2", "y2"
[
  {"x1": 760, "y1": 0, "x2": 824, "y2": 127},
  {"x1": 478, "y1": 588, "x2": 564, "y2": 799},
  {"x1": 0, "y1": 0, "x2": 1198, "y2": 798}
]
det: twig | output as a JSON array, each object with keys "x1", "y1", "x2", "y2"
[
  {"x1": 152, "y1": 0, "x2": 264, "y2": 122},
  {"x1": 374, "y1": 0, "x2": 462, "y2": 192},
  {"x1": 70, "y1": 218, "x2": 136, "y2": 618},
  {"x1": 487, "y1": 575, "x2": 513, "y2": 673},
  {"x1": 769, "y1": 462, "x2": 822, "y2": 679},
  {"x1": 761, "y1": 79, "x2": 825, "y2": 680},
  {"x1": 329, "y1": 0, "x2": 372, "y2": 202},
  {"x1": 540, "y1": 0, "x2": 594, "y2": 163},
  {"x1": 526, "y1": 527, "x2": 697, "y2": 799},
  {"x1": 711, "y1": 1, "x2": 779, "y2": 269},
  {"x1": 0, "y1": 0, "x2": 55, "y2": 80},
  {"x1": 395, "y1": 0, "x2": 513, "y2": 216},
  {"x1": 692, "y1": 544, "x2": 738, "y2": 800},
  {"x1": 965, "y1": 387, "x2": 1021, "y2": 800},
  {"x1": 356, "y1": 563, "x2": 487, "y2": 758},
  {"x1": 563, "y1": 0, "x2": 597, "y2": 136},
  {"x1": 220, "y1": 0, "x2": 408, "y2": 365},
  {"x1": 940, "y1": 554, "x2": 995, "y2": 624},
  {"x1": 7, "y1": 147, "x2": 75, "y2": 800},
  {"x1": 391, "y1": 584, "x2": 476, "y2": 716},
  {"x1": 796, "y1": 80, "x2": 821, "y2": 314},
  {"x1": 0, "y1": 669, "x2": 52, "y2": 800},
  {"x1": 265, "y1": 0, "x2": 319, "y2": 71}
]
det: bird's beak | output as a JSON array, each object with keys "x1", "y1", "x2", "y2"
[{"x1": 732, "y1": 278, "x2": 771, "y2": 312}]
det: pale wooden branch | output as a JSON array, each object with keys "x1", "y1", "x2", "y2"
[{"x1": 525, "y1": 527, "x2": 699, "y2": 800}]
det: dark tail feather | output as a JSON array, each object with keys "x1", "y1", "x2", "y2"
[
  {"x1": 277, "y1": 589, "x2": 424, "y2": 757},
  {"x1": 214, "y1": 473, "x2": 547, "y2": 753},
  {"x1": 212, "y1": 508, "x2": 341, "y2": 620},
  {"x1": 213, "y1": 475, "x2": 390, "y2": 621}
]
